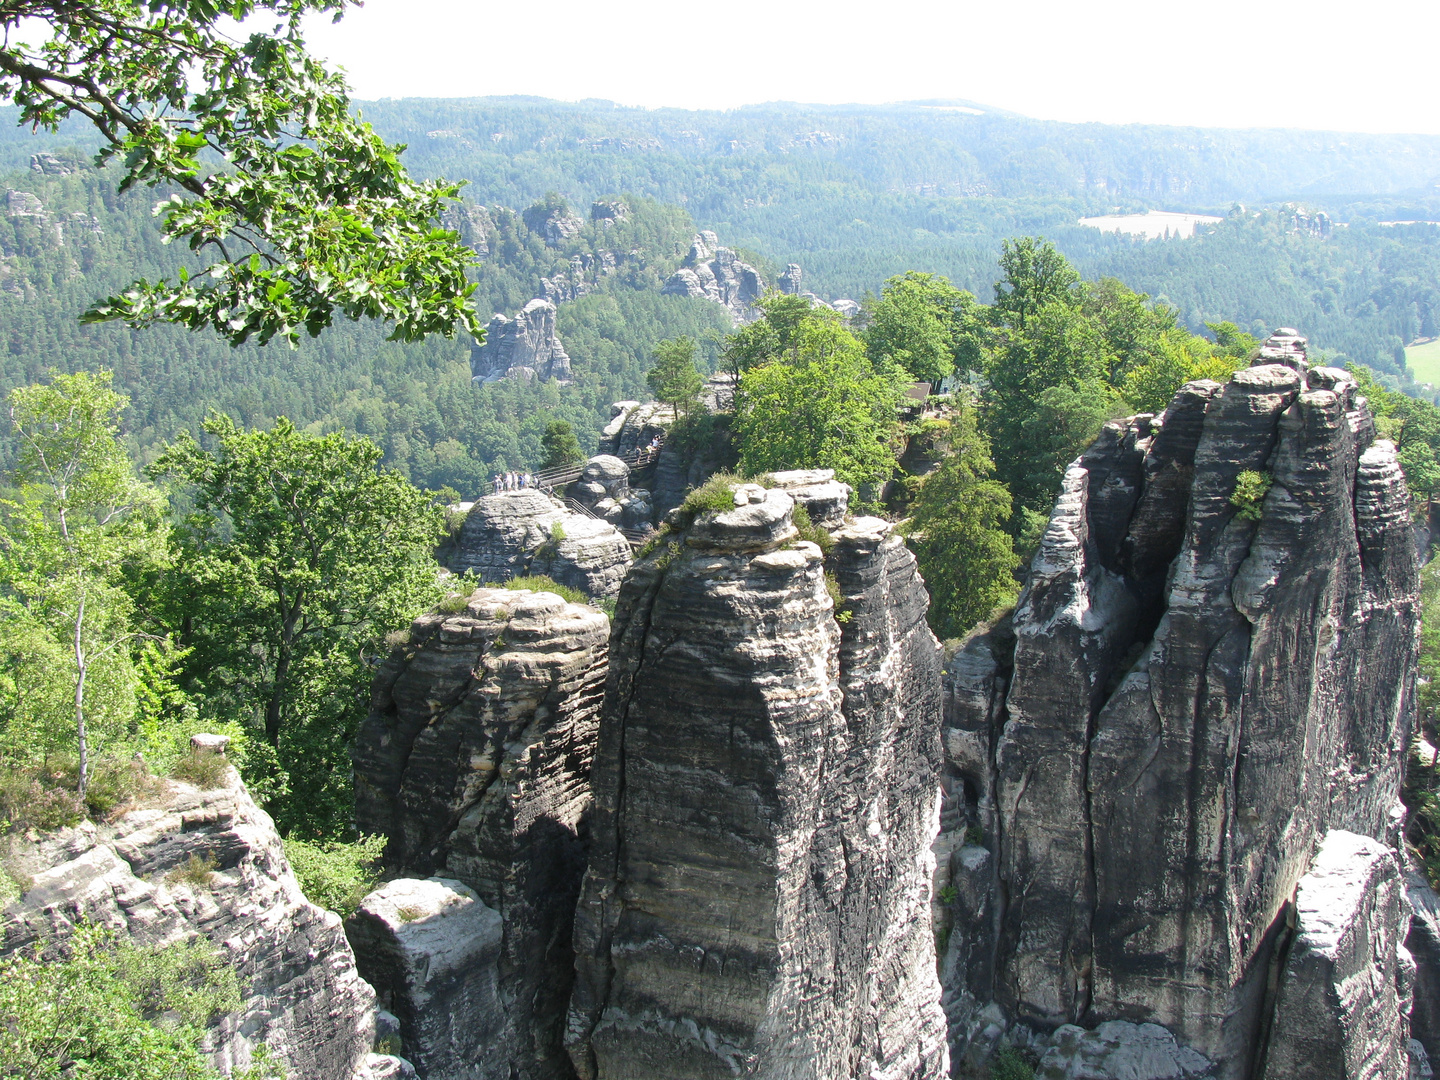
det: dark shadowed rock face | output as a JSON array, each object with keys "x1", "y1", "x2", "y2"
[
  {"x1": 937, "y1": 335, "x2": 1421, "y2": 1078},
  {"x1": 1, "y1": 769, "x2": 375, "y2": 1080},
  {"x1": 447, "y1": 490, "x2": 633, "y2": 598},
  {"x1": 567, "y1": 483, "x2": 948, "y2": 1080},
  {"x1": 352, "y1": 587, "x2": 610, "y2": 1080}
]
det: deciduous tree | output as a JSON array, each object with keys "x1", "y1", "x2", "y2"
[{"x1": 0, "y1": 0, "x2": 479, "y2": 346}]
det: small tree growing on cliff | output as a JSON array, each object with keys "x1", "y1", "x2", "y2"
[
  {"x1": 540, "y1": 420, "x2": 584, "y2": 469},
  {"x1": 648, "y1": 337, "x2": 705, "y2": 421},
  {"x1": 1, "y1": 372, "x2": 168, "y2": 800}
]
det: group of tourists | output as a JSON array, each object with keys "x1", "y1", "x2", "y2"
[{"x1": 493, "y1": 471, "x2": 536, "y2": 492}]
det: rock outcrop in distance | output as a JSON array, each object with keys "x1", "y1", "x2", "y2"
[
  {"x1": 470, "y1": 298, "x2": 574, "y2": 384},
  {"x1": 0, "y1": 744, "x2": 379, "y2": 1080},
  {"x1": 662, "y1": 230, "x2": 765, "y2": 322},
  {"x1": 446, "y1": 489, "x2": 633, "y2": 598},
  {"x1": 937, "y1": 332, "x2": 1424, "y2": 1078},
  {"x1": 567, "y1": 471, "x2": 949, "y2": 1079},
  {"x1": 351, "y1": 586, "x2": 610, "y2": 1080}
]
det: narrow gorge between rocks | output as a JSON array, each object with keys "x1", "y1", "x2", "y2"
[{"x1": 3, "y1": 335, "x2": 1433, "y2": 1080}]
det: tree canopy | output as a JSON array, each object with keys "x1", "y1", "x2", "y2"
[
  {"x1": 733, "y1": 304, "x2": 906, "y2": 494},
  {"x1": 151, "y1": 414, "x2": 443, "y2": 833},
  {"x1": 0, "y1": 0, "x2": 479, "y2": 346}
]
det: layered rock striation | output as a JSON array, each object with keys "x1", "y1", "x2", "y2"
[
  {"x1": 447, "y1": 489, "x2": 632, "y2": 598},
  {"x1": 567, "y1": 478, "x2": 948, "y2": 1079},
  {"x1": 471, "y1": 299, "x2": 573, "y2": 384},
  {"x1": 352, "y1": 586, "x2": 611, "y2": 1080},
  {"x1": 1, "y1": 762, "x2": 376, "y2": 1080},
  {"x1": 938, "y1": 334, "x2": 1421, "y2": 1077}
]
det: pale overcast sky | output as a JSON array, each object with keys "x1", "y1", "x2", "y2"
[{"x1": 300, "y1": 0, "x2": 1440, "y2": 134}]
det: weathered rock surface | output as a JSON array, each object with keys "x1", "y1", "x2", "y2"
[
  {"x1": 1409, "y1": 870, "x2": 1440, "y2": 1062},
  {"x1": 599, "y1": 400, "x2": 677, "y2": 458},
  {"x1": 353, "y1": 586, "x2": 610, "y2": 1080},
  {"x1": 441, "y1": 202, "x2": 494, "y2": 256},
  {"x1": 570, "y1": 455, "x2": 652, "y2": 528},
  {"x1": 471, "y1": 299, "x2": 573, "y2": 384},
  {"x1": 446, "y1": 489, "x2": 632, "y2": 598},
  {"x1": 1264, "y1": 830, "x2": 1411, "y2": 1080},
  {"x1": 0, "y1": 766, "x2": 375, "y2": 1080},
  {"x1": 522, "y1": 201, "x2": 585, "y2": 246},
  {"x1": 936, "y1": 331, "x2": 1421, "y2": 1077},
  {"x1": 1038, "y1": 1021, "x2": 1212, "y2": 1079},
  {"x1": 347, "y1": 878, "x2": 505, "y2": 1080},
  {"x1": 567, "y1": 480, "x2": 947, "y2": 1079},
  {"x1": 661, "y1": 230, "x2": 765, "y2": 322}
]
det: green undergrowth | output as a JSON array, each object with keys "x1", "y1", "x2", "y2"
[
  {"x1": 283, "y1": 834, "x2": 386, "y2": 918},
  {"x1": 0, "y1": 924, "x2": 284, "y2": 1079},
  {"x1": 505, "y1": 575, "x2": 591, "y2": 607},
  {"x1": 680, "y1": 472, "x2": 744, "y2": 515},
  {"x1": 1230, "y1": 470, "x2": 1273, "y2": 521}
]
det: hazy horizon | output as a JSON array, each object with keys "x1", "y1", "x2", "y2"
[{"x1": 300, "y1": 0, "x2": 1440, "y2": 137}]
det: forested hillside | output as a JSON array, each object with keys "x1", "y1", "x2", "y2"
[
  {"x1": 6, "y1": 96, "x2": 1440, "y2": 492},
  {"x1": 0, "y1": 163, "x2": 731, "y2": 490}
]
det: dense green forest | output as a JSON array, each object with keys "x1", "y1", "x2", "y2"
[
  {"x1": 0, "y1": 163, "x2": 731, "y2": 490},
  {"x1": 5, "y1": 97, "x2": 1440, "y2": 490}
]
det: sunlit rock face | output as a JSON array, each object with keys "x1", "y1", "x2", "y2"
[
  {"x1": 352, "y1": 587, "x2": 610, "y2": 1080},
  {"x1": 935, "y1": 331, "x2": 1422, "y2": 1079},
  {"x1": 566, "y1": 481, "x2": 948, "y2": 1080},
  {"x1": 0, "y1": 766, "x2": 375, "y2": 1080}
]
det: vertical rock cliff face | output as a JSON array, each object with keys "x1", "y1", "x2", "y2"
[
  {"x1": 566, "y1": 480, "x2": 948, "y2": 1080},
  {"x1": 352, "y1": 587, "x2": 610, "y2": 1080},
  {"x1": 937, "y1": 335, "x2": 1421, "y2": 1078},
  {"x1": 0, "y1": 766, "x2": 376, "y2": 1080}
]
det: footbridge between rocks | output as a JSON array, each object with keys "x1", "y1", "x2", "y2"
[{"x1": 479, "y1": 438, "x2": 664, "y2": 498}]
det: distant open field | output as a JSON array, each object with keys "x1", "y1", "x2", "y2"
[
  {"x1": 1077, "y1": 210, "x2": 1223, "y2": 240},
  {"x1": 1406, "y1": 339, "x2": 1440, "y2": 384}
]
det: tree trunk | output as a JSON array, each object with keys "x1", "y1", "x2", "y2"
[
  {"x1": 73, "y1": 596, "x2": 88, "y2": 802},
  {"x1": 265, "y1": 602, "x2": 301, "y2": 747}
]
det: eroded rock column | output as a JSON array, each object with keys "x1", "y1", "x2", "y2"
[{"x1": 567, "y1": 481, "x2": 947, "y2": 1080}]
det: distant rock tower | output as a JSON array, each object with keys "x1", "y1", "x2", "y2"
[{"x1": 470, "y1": 299, "x2": 573, "y2": 384}]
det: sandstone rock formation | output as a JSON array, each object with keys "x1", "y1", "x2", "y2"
[
  {"x1": 522, "y1": 200, "x2": 585, "y2": 247},
  {"x1": 441, "y1": 202, "x2": 495, "y2": 256},
  {"x1": 471, "y1": 299, "x2": 573, "y2": 384},
  {"x1": 661, "y1": 230, "x2": 765, "y2": 322},
  {"x1": 1264, "y1": 830, "x2": 1412, "y2": 1080},
  {"x1": 599, "y1": 400, "x2": 675, "y2": 458},
  {"x1": 0, "y1": 762, "x2": 375, "y2": 1080},
  {"x1": 570, "y1": 455, "x2": 652, "y2": 529},
  {"x1": 352, "y1": 586, "x2": 610, "y2": 1080},
  {"x1": 936, "y1": 333, "x2": 1421, "y2": 1077},
  {"x1": 348, "y1": 878, "x2": 506, "y2": 1079},
  {"x1": 446, "y1": 490, "x2": 632, "y2": 598},
  {"x1": 567, "y1": 478, "x2": 948, "y2": 1079}
]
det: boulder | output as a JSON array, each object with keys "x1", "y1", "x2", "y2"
[
  {"x1": 0, "y1": 768, "x2": 374, "y2": 1080},
  {"x1": 446, "y1": 489, "x2": 631, "y2": 598},
  {"x1": 352, "y1": 587, "x2": 609, "y2": 1080},
  {"x1": 1264, "y1": 830, "x2": 1412, "y2": 1080},
  {"x1": 765, "y1": 468, "x2": 852, "y2": 527},
  {"x1": 567, "y1": 482, "x2": 947, "y2": 1079},
  {"x1": 347, "y1": 878, "x2": 505, "y2": 1080}
]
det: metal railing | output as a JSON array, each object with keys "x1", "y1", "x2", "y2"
[{"x1": 479, "y1": 436, "x2": 665, "y2": 497}]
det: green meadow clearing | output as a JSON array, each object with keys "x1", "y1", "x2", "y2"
[{"x1": 1406, "y1": 339, "x2": 1440, "y2": 385}]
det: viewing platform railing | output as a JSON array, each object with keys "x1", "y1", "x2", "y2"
[{"x1": 478, "y1": 437, "x2": 665, "y2": 497}]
